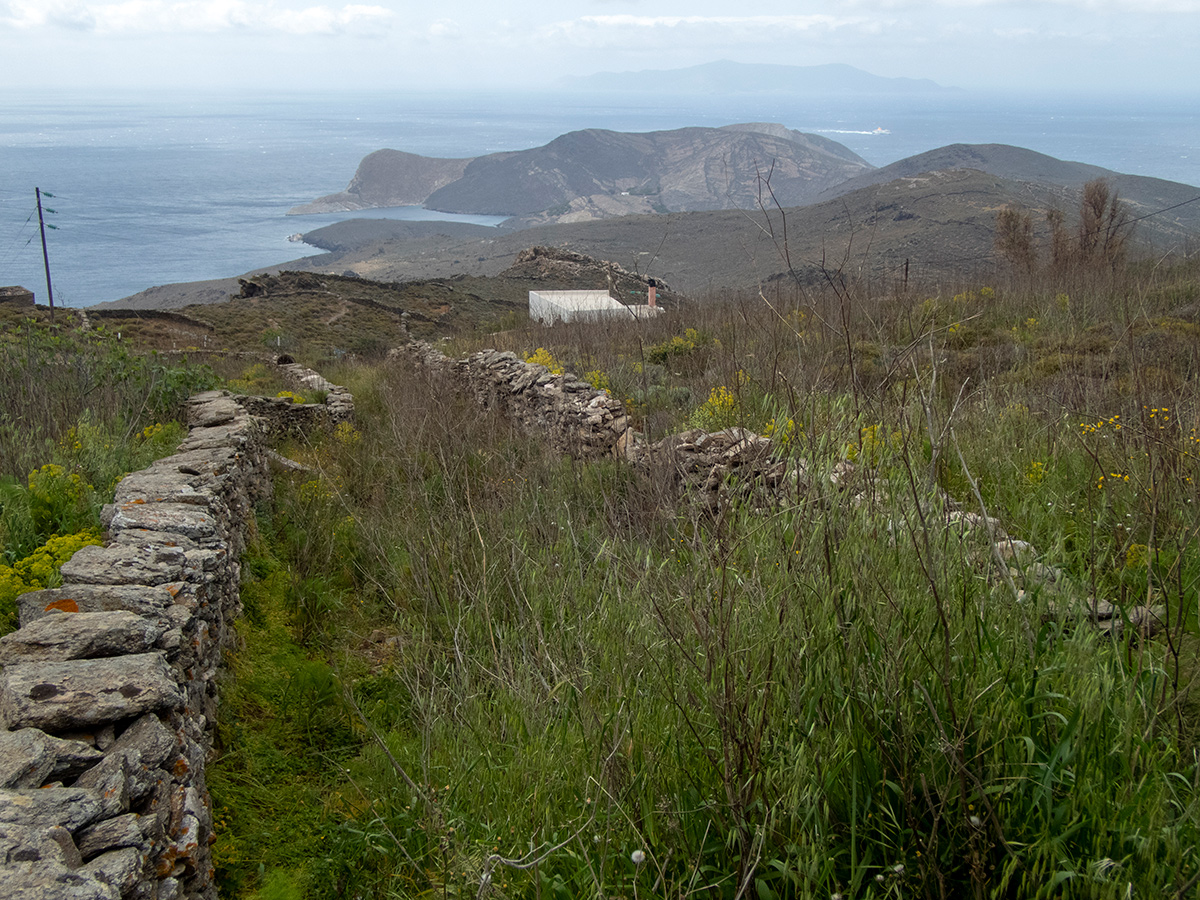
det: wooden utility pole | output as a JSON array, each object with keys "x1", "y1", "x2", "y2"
[{"x1": 35, "y1": 187, "x2": 55, "y2": 321}]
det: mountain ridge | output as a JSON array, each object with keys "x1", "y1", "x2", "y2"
[
  {"x1": 288, "y1": 123, "x2": 875, "y2": 223},
  {"x1": 559, "y1": 60, "x2": 957, "y2": 95},
  {"x1": 110, "y1": 142, "x2": 1200, "y2": 310}
]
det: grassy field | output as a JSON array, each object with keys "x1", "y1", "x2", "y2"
[
  {"x1": 207, "y1": 251, "x2": 1200, "y2": 899},
  {"x1": 4, "y1": 208, "x2": 1199, "y2": 897}
]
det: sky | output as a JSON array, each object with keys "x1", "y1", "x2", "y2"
[{"x1": 0, "y1": 0, "x2": 1196, "y2": 94}]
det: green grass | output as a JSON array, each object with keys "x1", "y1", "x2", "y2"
[{"x1": 213, "y1": 256, "x2": 1200, "y2": 897}]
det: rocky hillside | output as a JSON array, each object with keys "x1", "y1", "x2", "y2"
[
  {"x1": 289, "y1": 123, "x2": 874, "y2": 224},
  {"x1": 814, "y1": 144, "x2": 1200, "y2": 239},
  {"x1": 288, "y1": 150, "x2": 471, "y2": 215}
]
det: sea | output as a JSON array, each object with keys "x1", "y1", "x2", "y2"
[{"x1": 1, "y1": 88, "x2": 1198, "y2": 308}]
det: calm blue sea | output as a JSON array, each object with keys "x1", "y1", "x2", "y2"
[{"x1": 1, "y1": 89, "x2": 1197, "y2": 307}]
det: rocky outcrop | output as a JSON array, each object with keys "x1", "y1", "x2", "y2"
[
  {"x1": 0, "y1": 390, "x2": 272, "y2": 900},
  {"x1": 289, "y1": 124, "x2": 874, "y2": 221},
  {"x1": 287, "y1": 149, "x2": 472, "y2": 216},
  {"x1": 501, "y1": 246, "x2": 674, "y2": 302}
]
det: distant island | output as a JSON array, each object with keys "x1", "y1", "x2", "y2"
[
  {"x1": 559, "y1": 60, "x2": 958, "y2": 95},
  {"x1": 288, "y1": 123, "x2": 875, "y2": 224}
]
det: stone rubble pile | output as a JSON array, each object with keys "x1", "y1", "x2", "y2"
[{"x1": 0, "y1": 391, "x2": 272, "y2": 900}]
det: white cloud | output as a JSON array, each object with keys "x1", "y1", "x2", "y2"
[
  {"x1": 572, "y1": 14, "x2": 867, "y2": 31},
  {"x1": 541, "y1": 13, "x2": 876, "y2": 47},
  {"x1": 847, "y1": 0, "x2": 1200, "y2": 9},
  {"x1": 427, "y1": 18, "x2": 459, "y2": 37},
  {"x1": 1, "y1": 0, "x2": 392, "y2": 33}
]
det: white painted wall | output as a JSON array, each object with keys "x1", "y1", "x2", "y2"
[{"x1": 529, "y1": 290, "x2": 660, "y2": 324}]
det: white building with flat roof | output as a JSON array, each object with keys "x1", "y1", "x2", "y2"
[{"x1": 529, "y1": 290, "x2": 661, "y2": 324}]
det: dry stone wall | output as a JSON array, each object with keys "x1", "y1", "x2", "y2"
[
  {"x1": 401, "y1": 340, "x2": 1167, "y2": 641},
  {"x1": 401, "y1": 342, "x2": 628, "y2": 459},
  {"x1": 230, "y1": 360, "x2": 355, "y2": 441},
  {"x1": 0, "y1": 390, "x2": 278, "y2": 900}
]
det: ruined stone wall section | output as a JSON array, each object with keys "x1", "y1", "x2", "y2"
[
  {"x1": 402, "y1": 342, "x2": 629, "y2": 459},
  {"x1": 0, "y1": 391, "x2": 274, "y2": 900},
  {"x1": 398, "y1": 341, "x2": 1169, "y2": 640},
  {"x1": 277, "y1": 361, "x2": 354, "y2": 426}
]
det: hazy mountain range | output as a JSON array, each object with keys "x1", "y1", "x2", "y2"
[{"x1": 559, "y1": 60, "x2": 956, "y2": 95}]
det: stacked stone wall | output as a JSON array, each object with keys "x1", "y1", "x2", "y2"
[
  {"x1": 402, "y1": 342, "x2": 628, "y2": 459},
  {"x1": 0, "y1": 391, "x2": 274, "y2": 900},
  {"x1": 400, "y1": 341, "x2": 1169, "y2": 639}
]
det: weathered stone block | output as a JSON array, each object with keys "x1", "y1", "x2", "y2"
[
  {"x1": 107, "y1": 504, "x2": 220, "y2": 544},
  {"x1": 0, "y1": 653, "x2": 183, "y2": 731},
  {"x1": 0, "y1": 787, "x2": 104, "y2": 831},
  {"x1": 185, "y1": 392, "x2": 241, "y2": 427},
  {"x1": 77, "y1": 813, "x2": 147, "y2": 860},
  {"x1": 60, "y1": 544, "x2": 187, "y2": 588},
  {"x1": 18, "y1": 585, "x2": 176, "y2": 626},
  {"x1": 0, "y1": 728, "x2": 102, "y2": 788},
  {"x1": 111, "y1": 469, "x2": 213, "y2": 507},
  {"x1": 0, "y1": 822, "x2": 120, "y2": 900},
  {"x1": 81, "y1": 846, "x2": 144, "y2": 896},
  {"x1": 75, "y1": 752, "x2": 131, "y2": 818},
  {"x1": 0, "y1": 611, "x2": 167, "y2": 664}
]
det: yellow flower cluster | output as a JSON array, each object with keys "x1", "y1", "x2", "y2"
[
  {"x1": 647, "y1": 331, "x2": 698, "y2": 364},
  {"x1": 1024, "y1": 460, "x2": 1047, "y2": 484},
  {"x1": 1145, "y1": 406, "x2": 1173, "y2": 430},
  {"x1": 1095, "y1": 471, "x2": 1130, "y2": 490},
  {"x1": 28, "y1": 464, "x2": 88, "y2": 507},
  {"x1": 523, "y1": 347, "x2": 564, "y2": 375},
  {"x1": 139, "y1": 422, "x2": 166, "y2": 442},
  {"x1": 584, "y1": 369, "x2": 610, "y2": 392},
  {"x1": 334, "y1": 422, "x2": 361, "y2": 446},
  {"x1": 0, "y1": 531, "x2": 103, "y2": 610},
  {"x1": 298, "y1": 477, "x2": 337, "y2": 504},
  {"x1": 689, "y1": 385, "x2": 739, "y2": 430},
  {"x1": 764, "y1": 416, "x2": 799, "y2": 443},
  {"x1": 702, "y1": 386, "x2": 736, "y2": 415},
  {"x1": 276, "y1": 390, "x2": 304, "y2": 403},
  {"x1": 1125, "y1": 544, "x2": 1150, "y2": 569},
  {"x1": 1080, "y1": 414, "x2": 1121, "y2": 435},
  {"x1": 845, "y1": 423, "x2": 902, "y2": 465},
  {"x1": 59, "y1": 426, "x2": 84, "y2": 454}
]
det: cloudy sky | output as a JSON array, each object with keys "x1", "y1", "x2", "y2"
[{"x1": 1, "y1": 0, "x2": 1196, "y2": 94}]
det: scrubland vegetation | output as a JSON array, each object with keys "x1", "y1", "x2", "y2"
[
  {"x1": 211, "y1": 248, "x2": 1200, "y2": 899},
  {"x1": 0, "y1": 308, "x2": 216, "y2": 629},
  {"x1": 4, "y1": 205, "x2": 1200, "y2": 899}
]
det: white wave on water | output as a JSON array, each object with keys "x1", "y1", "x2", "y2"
[{"x1": 815, "y1": 128, "x2": 891, "y2": 135}]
